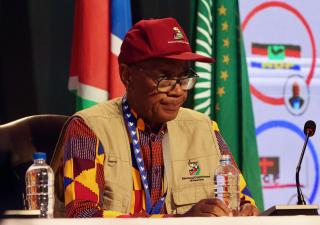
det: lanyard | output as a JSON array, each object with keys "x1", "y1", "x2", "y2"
[{"x1": 121, "y1": 96, "x2": 166, "y2": 215}]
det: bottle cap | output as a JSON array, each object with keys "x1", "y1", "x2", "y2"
[
  {"x1": 220, "y1": 154, "x2": 231, "y2": 162},
  {"x1": 33, "y1": 152, "x2": 47, "y2": 160}
]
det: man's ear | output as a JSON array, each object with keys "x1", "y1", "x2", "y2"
[{"x1": 119, "y1": 63, "x2": 132, "y2": 88}]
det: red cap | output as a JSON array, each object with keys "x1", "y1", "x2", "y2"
[{"x1": 118, "y1": 17, "x2": 215, "y2": 64}]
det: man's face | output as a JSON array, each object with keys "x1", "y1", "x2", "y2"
[{"x1": 122, "y1": 58, "x2": 189, "y2": 128}]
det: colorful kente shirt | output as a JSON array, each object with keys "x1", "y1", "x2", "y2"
[{"x1": 63, "y1": 112, "x2": 255, "y2": 218}]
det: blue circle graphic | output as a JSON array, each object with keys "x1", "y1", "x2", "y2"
[{"x1": 256, "y1": 120, "x2": 319, "y2": 203}]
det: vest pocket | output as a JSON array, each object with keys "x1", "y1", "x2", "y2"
[
  {"x1": 103, "y1": 189, "x2": 130, "y2": 213},
  {"x1": 107, "y1": 154, "x2": 118, "y2": 167},
  {"x1": 171, "y1": 184, "x2": 214, "y2": 214},
  {"x1": 104, "y1": 154, "x2": 132, "y2": 214}
]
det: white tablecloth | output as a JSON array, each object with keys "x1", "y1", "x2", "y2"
[{"x1": 1, "y1": 216, "x2": 320, "y2": 225}]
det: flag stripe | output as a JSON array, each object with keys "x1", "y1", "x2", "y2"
[
  {"x1": 195, "y1": 81, "x2": 211, "y2": 88},
  {"x1": 69, "y1": 0, "x2": 132, "y2": 110},
  {"x1": 197, "y1": 12, "x2": 213, "y2": 35},
  {"x1": 195, "y1": 62, "x2": 212, "y2": 72},
  {"x1": 111, "y1": 0, "x2": 132, "y2": 39},
  {"x1": 196, "y1": 26, "x2": 212, "y2": 45},
  {"x1": 200, "y1": 0, "x2": 213, "y2": 22},
  {"x1": 193, "y1": 98, "x2": 211, "y2": 110},
  {"x1": 69, "y1": 76, "x2": 108, "y2": 103},
  {"x1": 197, "y1": 71, "x2": 211, "y2": 80},
  {"x1": 111, "y1": 34, "x2": 123, "y2": 56},
  {"x1": 196, "y1": 39, "x2": 212, "y2": 55},
  {"x1": 194, "y1": 89, "x2": 211, "y2": 99}
]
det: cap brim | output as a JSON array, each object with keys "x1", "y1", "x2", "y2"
[{"x1": 163, "y1": 52, "x2": 215, "y2": 63}]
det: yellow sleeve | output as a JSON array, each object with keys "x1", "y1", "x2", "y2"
[
  {"x1": 210, "y1": 120, "x2": 256, "y2": 206},
  {"x1": 211, "y1": 121, "x2": 220, "y2": 132}
]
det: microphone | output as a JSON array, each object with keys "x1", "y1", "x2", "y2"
[
  {"x1": 296, "y1": 120, "x2": 316, "y2": 205},
  {"x1": 261, "y1": 120, "x2": 319, "y2": 216}
]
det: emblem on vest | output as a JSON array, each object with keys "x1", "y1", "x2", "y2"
[
  {"x1": 182, "y1": 160, "x2": 210, "y2": 182},
  {"x1": 188, "y1": 160, "x2": 201, "y2": 176}
]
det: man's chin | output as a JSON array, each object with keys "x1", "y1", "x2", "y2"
[{"x1": 158, "y1": 109, "x2": 180, "y2": 123}]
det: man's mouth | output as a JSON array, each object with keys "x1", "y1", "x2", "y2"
[{"x1": 161, "y1": 101, "x2": 182, "y2": 111}]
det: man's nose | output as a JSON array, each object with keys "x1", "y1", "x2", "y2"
[{"x1": 168, "y1": 81, "x2": 185, "y2": 96}]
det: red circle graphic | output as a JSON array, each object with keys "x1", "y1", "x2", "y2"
[{"x1": 242, "y1": 1, "x2": 316, "y2": 105}]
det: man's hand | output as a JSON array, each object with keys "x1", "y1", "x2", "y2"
[
  {"x1": 179, "y1": 198, "x2": 232, "y2": 217},
  {"x1": 235, "y1": 203, "x2": 260, "y2": 216}
]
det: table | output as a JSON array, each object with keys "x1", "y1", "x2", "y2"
[{"x1": 1, "y1": 216, "x2": 320, "y2": 225}]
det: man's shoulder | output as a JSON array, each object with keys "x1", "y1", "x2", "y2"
[
  {"x1": 175, "y1": 107, "x2": 219, "y2": 131},
  {"x1": 175, "y1": 107, "x2": 211, "y2": 121},
  {"x1": 75, "y1": 97, "x2": 122, "y2": 119}
]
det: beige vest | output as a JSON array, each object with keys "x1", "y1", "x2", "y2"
[{"x1": 53, "y1": 98, "x2": 221, "y2": 215}]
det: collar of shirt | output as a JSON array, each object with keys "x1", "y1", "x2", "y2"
[{"x1": 130, "y1": 108, "x2": 167, "y2": 136}]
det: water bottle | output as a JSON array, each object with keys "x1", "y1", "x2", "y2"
[
  {"x1": 25, "y1": 152, "x2": 54, "y2": 218},
  {"x1": 214, "y1": 154, "x2": 240, "y2": 211}
]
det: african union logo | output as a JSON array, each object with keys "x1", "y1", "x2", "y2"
[{"x1": 188, "y1": 160, "x2": 201, "y2": 176}]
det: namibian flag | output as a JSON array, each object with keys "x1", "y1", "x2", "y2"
[{"x1": 69, "y1": 0, "x2": 132, "y2": 110}]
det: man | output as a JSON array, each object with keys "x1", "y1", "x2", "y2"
[{"x1": 52, "y1": 17, "x2": 259, "y2": 217}]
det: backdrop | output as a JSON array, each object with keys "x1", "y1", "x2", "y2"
[
  {"x1": 240, "y1": 0, "x2": 320, "y2": 209},
  {"x1": 0, "y1": 0, "x2": 319, "y2": 210},
  {"x1": 0, "y1": 0, "x2": 190, "y2": 123}
]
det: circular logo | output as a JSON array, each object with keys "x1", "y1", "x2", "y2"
[
  {"x1": 242, "y1": 1, "x2": 316, "y2": 105},
  {"x1": 256, "y1": 120, "x2": 319, "y2": 203},
  {"x1": 283, "y1": 75, "x2": 310, "y2": 116}
]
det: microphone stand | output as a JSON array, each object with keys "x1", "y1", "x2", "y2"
[
  {"x1": 295, "y1": 133, "x2": 309, "y2": 205},
  {"x1": 261, "y1": 122, "x2": 319, "y2": 216}
]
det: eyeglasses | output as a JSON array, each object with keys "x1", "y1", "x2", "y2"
[{"x1": 136, "y1": 67, "x2": 199, "y2": 93}]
